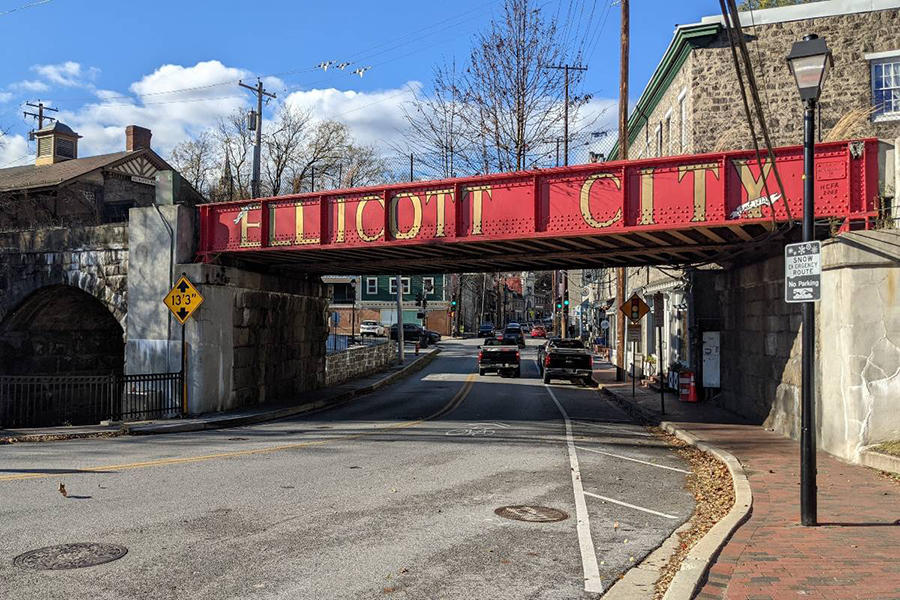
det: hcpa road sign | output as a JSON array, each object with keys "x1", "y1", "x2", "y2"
[{"x1": 164, "y1": 275, "x2": 204, "y2": 324}]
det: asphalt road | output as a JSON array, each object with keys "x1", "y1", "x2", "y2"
[{"x1": 0, "y1": 339, "x2": 694, "y2": 599}]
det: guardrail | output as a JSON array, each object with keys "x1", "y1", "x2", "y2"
[
  {"x1": 326, "y1": 333, "x2": 389, "y2": 355},
  {"x1": 0, "y1": 372, "x2": 183, "y2": 428}
]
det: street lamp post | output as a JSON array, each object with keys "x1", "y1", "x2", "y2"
[{"x1": 786, "y1": 33, "x2": 832, "y2": 527}]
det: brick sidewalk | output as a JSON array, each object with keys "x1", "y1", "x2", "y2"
[{"x1": 594, "y1": 365, "x2": 900, "y2": 600}]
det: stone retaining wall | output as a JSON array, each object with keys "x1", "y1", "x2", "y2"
[{"x1": 325, "y1": 341, "x2": 397, "y2": 387}]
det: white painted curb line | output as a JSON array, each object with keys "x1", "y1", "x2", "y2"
[{"x1": 597, "y1": 384, "x2": 753, "y2": 600}]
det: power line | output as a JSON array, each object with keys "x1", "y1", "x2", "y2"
[{"x1": 0, "y1": 0, "x2": 53, "y2": 17}]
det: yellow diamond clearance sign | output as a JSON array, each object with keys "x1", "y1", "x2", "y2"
[{"x1": 164, "y1": 275, "x2": 204, "y2": 324}]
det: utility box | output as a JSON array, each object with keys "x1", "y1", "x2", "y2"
[{"x1": 702, "y1": 331, "x2": 721, "y2": 388}]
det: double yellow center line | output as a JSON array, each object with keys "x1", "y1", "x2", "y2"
[{"x1": 0, "y1": 372, "x2": 477, "y2": 483}]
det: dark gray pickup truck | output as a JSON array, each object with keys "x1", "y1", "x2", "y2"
[
  {"x1": 538, "y1": 338, "x2": 595, "y2": 386},
  {"x1": 478, "y1": 336, "x2": 521, "y2": 377}
]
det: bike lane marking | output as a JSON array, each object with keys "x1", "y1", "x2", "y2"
[{"x1": 536, "y1": 359, "x2": 603, "y2": 594}]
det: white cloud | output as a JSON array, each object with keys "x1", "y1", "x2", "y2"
[
  {"x1": 0, "y1": 134, "x2": 32, "y2": 168},
  {"x1": 57, "y1": 60, "x2": 253, "y2": 157},
  {"x1": 0, "y1": 92, "x2": 13, "y2": 103},
  {"x1": 13, "y1": 79, "x2": 49, "y2": 92},
  {"x1": 32, "y1": 61, "x2": 100, "y2": 87},
  {"x1": 283, "y1": 82, "x2": 421, "y2": 148}
]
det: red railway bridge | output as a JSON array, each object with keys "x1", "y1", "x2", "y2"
[{"x1": 198, "y1": 139, "x2": 879, "y2": 274}]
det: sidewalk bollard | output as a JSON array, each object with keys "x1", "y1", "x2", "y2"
[{"x1": 415, "y1": 341, "x2": 420, "y2": 355}]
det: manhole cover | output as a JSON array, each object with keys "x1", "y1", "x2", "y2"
[
  {"x1": 495, "y1": 505, "x2": 569, "y2": 522},
  {"x1": 14, "y1": 543, "x2": 127, "y2": 570}
]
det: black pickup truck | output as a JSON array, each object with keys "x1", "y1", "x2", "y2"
[
  {"x1": 478, "y1": 336, "x2": 521, "y2": 377},
  {"x1": 538, "y1": 338, "x2": 595, "y2": 386}
]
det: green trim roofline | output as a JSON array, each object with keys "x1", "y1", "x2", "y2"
[{"x1": 607, "y1": 22, "x2": 721, "y2": 161}]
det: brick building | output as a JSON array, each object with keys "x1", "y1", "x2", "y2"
[{"x1": 327, "y1": 274, "x2": 451, "y2": 336}]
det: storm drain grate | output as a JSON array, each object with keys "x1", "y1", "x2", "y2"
[
  {"x1": 14, "y1": 543, "x2": 127, "y2": 570},
  {"x1": 494, "y1": 505, "x2": 569, "y2": 522}
]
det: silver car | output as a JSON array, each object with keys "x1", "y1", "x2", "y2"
[{"x1": 359, "y1": 320, "x2": 385, "y2": 337}]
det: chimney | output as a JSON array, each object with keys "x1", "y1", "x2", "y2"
[{"x1": 126, "y1": 125, "x2": 152, "y2": 151}]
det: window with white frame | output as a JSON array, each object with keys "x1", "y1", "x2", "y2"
[
  {"x1": 402, "y1": 277, "x2": 411, "y2": 295},
  {"x1": 655, "y1": 124, "x2": 663, "y2": 157},
  {"x1": 422, "y1": 277, "x2": 435, "y2": 295},
  {"x1": 366, "y1": 277, "x2": 378, "y2": 295},
  {"x1": 678, "y1": 88, "x2": 688, "y2": 153},
  {"x1": 869, "y1": 52, "x2": 900, "y2": 120},
  {"x1": 388, "y1": 278, "x2": 397, "y2": 295},
  {"x1": 664, "y1": 114, "x2": 672, "y2": 156}
]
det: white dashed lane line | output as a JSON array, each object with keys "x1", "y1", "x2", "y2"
[
  {"x1": 583, "y1": 491, "x2": 679, "y2": 520},
  {"x1": 574, "y1": 445, "x2": 691, "y2": 474}
]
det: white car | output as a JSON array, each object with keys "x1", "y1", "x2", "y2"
[{"x1": 359, "y1": 320, "x2": 385, "y2": 337}]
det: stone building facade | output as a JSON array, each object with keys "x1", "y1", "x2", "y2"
[
  {"x1": 0, "y1": 224, "x2": 128, "y2": 376},
  {"x1": 619, "y1": 0, "x2": 900, "y2": 161},
  {"x1": 599, "y1": 0, "x2": 900, "y2": 462}
]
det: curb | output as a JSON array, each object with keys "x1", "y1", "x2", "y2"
[
  {"x1": 859, "y1": 447, "x2": 900, "y2": 475},
  {"x1": 128, "y1": 349, "x2": 441, "y2": 435},
  {"x1": 597, "y1": 383, "x2": 753, "y2": 600}
]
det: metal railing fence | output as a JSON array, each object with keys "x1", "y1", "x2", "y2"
[
  {"x1": 0, "y1": 371, "x2": 182, "y2": 428},
  {"x1": 326, "y1": 333, "x2": 389, "y2": 355}
]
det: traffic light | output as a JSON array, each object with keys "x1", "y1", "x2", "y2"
[
  {"x1": 563, "y1": 293, "x2": 570, "y2": 307},
  {"x1": 555, "y1": 297, "x2": 562, "y2": 310}
]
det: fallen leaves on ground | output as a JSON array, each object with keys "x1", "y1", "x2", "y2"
[
  {"x1": 58, "y1": 482, "x2": 67, "y2": 497},
  {"x1": 649, "y1": 426, "x2": 734, "y2": 600},
  {"x1": 1, "y1": 431, "x2": 124, "y2": 445}
]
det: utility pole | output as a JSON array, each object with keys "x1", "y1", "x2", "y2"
[
  {"x1": 545, "y1": 63, "x2": 588, "y2": 167},
  {"x1": 24, "y1": 101, "x2": 58, "y2": 138},
  {"x1": 239, "y1": 78, "x2": 276, "y2": 199},
  {"x1": 615, "y1": 0, "x2": 629, "y2": 379},
  {"x1": 546, "y1": 63, "x2": 587, "y2": 339}
]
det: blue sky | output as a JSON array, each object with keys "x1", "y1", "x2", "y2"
[{"x1": 0, "y1": 0, "x2": 720, "y2": 166}]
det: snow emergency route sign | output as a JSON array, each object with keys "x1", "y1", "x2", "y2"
[
  {"x1": 785, "y1": 241, "x2": 821, "y2": 303},
  {"x1": 619, "y1": 293, "x2": 650, "y2": 324},
  {"x1": 164, "y1": 275, "x2": 204, "y2": 324}
]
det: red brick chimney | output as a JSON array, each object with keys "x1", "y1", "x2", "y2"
[{"x1": 126, "y1": 125, "x2": 152, "y2": 151}]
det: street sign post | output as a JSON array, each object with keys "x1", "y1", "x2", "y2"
[
  {"x1": 653, "y1": 292, "x2": 665, "y2": 415},
  {"x1": 620, "y1": 295, "x2": 649, "y2": 398},
  {"x1": 164, "y1": 275, "x2": 204, "y2": 324},
  {"x1": 163, "y1": 274, "x2": 204, "y2": 416},
  {"x1": 620, "y1": 293, "x2": 650, "y2": 324},
  {"x1": 785, "y1": 241, "x2": 822, "y2": 303}
]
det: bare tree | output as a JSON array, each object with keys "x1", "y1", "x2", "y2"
[
  {"x1": 334, "y1": 143, "x2": 390, "y2": 189},
  {"x1": 215, "y1": 110, "x2": 254, "y2": 200},
  {"x1": 169, "y1": 131, "x2": 217, "y2": 198},
  {"x1": 289, "y1": 120, "x2": 350, "y2": 193},
  {"x1": 263, "y1": 104, "x2": 312, "y2": 196},
  {"x1": 402, "y1": 0, "x2": 589, "y2": 175}
]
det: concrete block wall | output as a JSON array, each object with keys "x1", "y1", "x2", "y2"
[
  {"x1": 695, "y1": 230, "x2": 900, "y2": 462},
  {"x1": 324, "y1": 341, "x2": 397, "y2": 387},
  {"x1": 818, "y1": 230, "x2": 900, "y2": 460}
]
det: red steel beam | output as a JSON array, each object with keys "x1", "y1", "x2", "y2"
[{"x1": 197, "y1": 140, "x2": 878, "y2": 269}]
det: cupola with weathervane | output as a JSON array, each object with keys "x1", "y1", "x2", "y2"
[{"x1": 34, "y1": 121, "x2": 81, "y2": 166}]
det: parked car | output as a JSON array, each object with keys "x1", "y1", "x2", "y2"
[
  {"x1": 538, "y1": 338, "x2": 595, "y2": 386},
  {"x1": 389, "y1": 323, "x2": 427, "y2": 345},
  {"x1": 503, "y1": 323, "x2": 526, "y2": 348},
  {"x1": 478, "y1": 337, "x2": 521, "y2": 377},
  {"x1": 359, "y1": 320, "x2": 385, "y2": 337},
  {"x1": 425, "y1": 329, "x2": 441, "y2": 344},
  {"x1": 530, "y1": 324, "x2": 546, "y2": 338},
  {"x1": 478, "y1": 322, "x2": 495, "y2": 337}
]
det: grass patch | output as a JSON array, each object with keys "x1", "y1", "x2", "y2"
[{"x1": 875, "y1": 440, "x2": 900, "y2": 457}]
